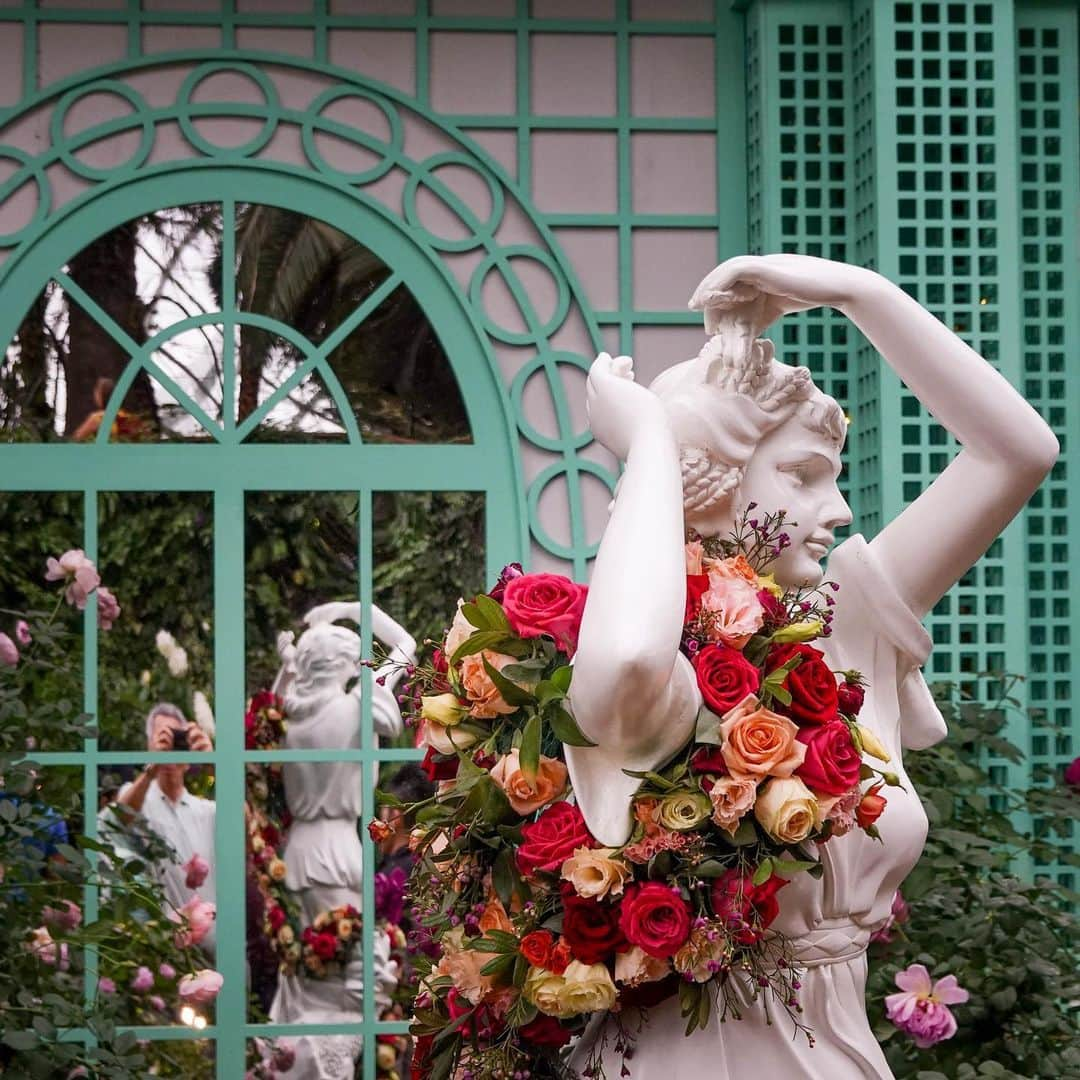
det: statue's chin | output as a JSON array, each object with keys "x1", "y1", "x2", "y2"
[{"x1": 770, "y1": 556, "x2": 826, "y2": 591}]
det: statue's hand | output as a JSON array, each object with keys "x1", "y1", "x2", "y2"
[
  {"x1": 303, "y1": 600, "x2": 359, "y2": 626},
  {"x1": 690, "y1": 253, "x2": 875, "y2": 335},
  {"x1": 276, "y1": 629, "x2": 296, "y2": 661},
  {"x1": 586, "y1": 352, "x2": 665, "y2": 461}
]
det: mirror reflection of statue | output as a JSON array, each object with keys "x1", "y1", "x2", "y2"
[{"x1": 268, "y1": 601, "x2": 416, "y2": 1080}]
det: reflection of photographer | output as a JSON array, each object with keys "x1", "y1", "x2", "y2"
[{"x1": 102, "y1": 703, "x2": 216, "y2": 956}]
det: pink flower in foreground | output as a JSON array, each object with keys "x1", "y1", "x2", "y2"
[
  {"x1": 178, "y1": 968, "x2": 223, "y2": 1004},
  {"x1": 1065, "y1": 756, "x2": 1080, "y2": 789},
  {"x1": 885, "y1": 963, "x2": 968, "y2": 1048},
  {"x1": 96, "y1": 586, "x2": 121, "y2": 631},
  {"x1": 43, "y1": 900, "x2": 82, "y2": 931},
  {"x1": 45, "y1": 549, "x2": 101, "y2": 610},
  {"x1": 97, "y1": 977, "x2": 116, "y2": 995},
  {"x1": 131, "y1": 966, "x2": 154, "y2": 992},
  {"x1": 15, "y1": 620, "x2": 31, "y2": 646},
  {"x1": 0, "y1": 633, "x2": 18, "y2": 668},
  {"x1": 184, "y1": 852, "x2": 210, "y2": 889},
  {"x1": 173, "y1": 894, "x2": 216, "y2": 947}
]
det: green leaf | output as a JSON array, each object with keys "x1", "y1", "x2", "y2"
[
  {"x1": 550, "y1": 664, "x2": 573, "y2": 693},
  {"x1": 474, "y1": 593, "x2": 511, "y2": 632},
  {"x1": 730, "y1": 819, "x2": 758, "y2": 846},
  {"x1": 479, "y1": 952, "x2": 516, "y2": 979},
  {"x1": 693, "y1": 858, "x2": 736, "y2": 878},
  {"x1": 772, "y1": 857, "x2": 819, "y2": 877},
  {"x1": 482, "y1": 656, "x2": 536, "y2": 708},
  {"x1": 694, "y1": 704, "x2": 724, "y2": 746},
  {"x1": 2, "y1": 1031, "x2": 39, "y2": 1050},
  {"x1": 492, "y1": 847, "x2": 516, "y2": 906},
  {"x1": 520, "y1": 712, "x2": 542, "y2": 781},
  {"x1": 548, "y1": 704, "x2": 597, "y2": 747},
  {"x1": 751, "y1": 858, "x2": 774, "y2": 885},
  {"x1": 450, "y1": 630, "x2": 513, "y2": 665},
  {"x1": 461, "y1": 601, "x2": 492, "y2": 630}
]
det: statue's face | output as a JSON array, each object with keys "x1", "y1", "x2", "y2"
[
  {"x1": 737, "y1": 413, "x2": 852, "y2": 587},
  {"x1": 295, "y1": 631, "x2": 358, "y2": 686}
]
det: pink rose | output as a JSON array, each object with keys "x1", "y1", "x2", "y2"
[
  {"x1": 15, "y1": 620, "x2": 31, "y2": 646},
  {"x1": 45, "y1": 549, "x2": 101, "y2": 610},
  {"x1": 618, "y1": 882, "x2": 692, "y2": 959},
  {"x1": 501, "y1": 573, "x2": 588, "y2": 654},
  {"x1": 27, "y1": 927, "x2": 70, "y2": 970},
  {"x1": 795, "y1": 721, "x2": 863, "y2": 796},
  {"x1": 708, "y1": 775, "x2": 758, "y2": 835},
  {"x1": 719, "y1": 695, "x2": 806, "y2": 779},
  {"x1": 178, "y1": 968, "x2": 224, "y2": 1004},
  {"x1": 43, "y1": 900, "x2": 82, "y2": 931},
  {"x1": 0, "y1": 633, "x2": 18, "y2": 668},
  {"x1": 459, "y1": 650, "x2": 518, "y2": 719},
  {"x1": 158, "y1": 963, "x2": 177, "y2": 979},
  {"x1": 184, "y1": 853, "x2": 210, "y2": 889},
  {"x1": 173, "y1": 894, "x2": 216, "y2": 947},
  {"x1": 885, "y1": 964, "x2": 968, "y2": 1048},
  {"x1": 96, "y1": 586, "x2": 121, "y2": 631},
  {"x1": 131, "y1": 966, "x2": 154, "y2": 992},
  {"x1": 699, "y1": 570, "x2": 764, "y2": 649}
]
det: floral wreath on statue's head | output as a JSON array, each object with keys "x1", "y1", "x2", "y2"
[{"x1": 381, "y1": 507, "x2": 900, "y2": 1080}]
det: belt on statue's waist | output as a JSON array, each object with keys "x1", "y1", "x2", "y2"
[{"x1": 789, "y1": 921, "x2": 870, "y2": 968}]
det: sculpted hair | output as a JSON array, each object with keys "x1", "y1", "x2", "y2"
[{"x1": 650, "y1": 330, "x2": 846, "y2": 519}]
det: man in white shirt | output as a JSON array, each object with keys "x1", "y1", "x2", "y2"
[{"x1": 100, "y1": 702, "x2": 217, "y2": 957}]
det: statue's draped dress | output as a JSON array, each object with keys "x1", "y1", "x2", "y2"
[{"x1": 573, "y1": 535, "x2": 947, "y2": 1079}]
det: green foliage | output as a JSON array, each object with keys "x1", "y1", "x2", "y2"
[{"x1": 868, "y1": 682, "x2": 1080, "y2": 1079}]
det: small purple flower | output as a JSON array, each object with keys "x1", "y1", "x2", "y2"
[
  {"x1": 131, "y1": 966, "x2": 154, "y2": 992},
  {"x1": 97, "y1": 977, "x2": 117, "y2": 995},
  {"x1": 885, "y1": 963, "x2": 968, "y2": 1048},
  {"x1": 373, "y1": 866, "x2": 408, "y2": 925},
  {"x1": 149, "y1": 995, "x2": 166, "y2": 1011},
  {"x1": 0, "y1": 632, "x2": 18, "y2": 668},
  {"x1": 15, "y1": 620, "x2": 31, "y2": 646},
  {"x1": 158, "y1": 962, "x2": 177, "y2": 980}
]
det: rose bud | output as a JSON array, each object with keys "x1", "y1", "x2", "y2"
[
  {"x1": 856, "y1": 724, "x2": 890, "y2": 763},
  {"x1": 856, "y1": 785, "x2": 887, "y2": 830},
  {"x1": 837, "y1": 678, "x2": 866, "y2": 717},
  {"x1": 770, "y1": 619, "x2": 824, "y2": 644},
  {"x1": 368, "y1": 819, "x2": 394, "y2": 843}
]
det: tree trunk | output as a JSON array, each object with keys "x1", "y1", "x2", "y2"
[{"x1": 63, "y1": 221, "x2": 158, "y2": 437}]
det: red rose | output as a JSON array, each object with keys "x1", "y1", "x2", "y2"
[
  {"x1": 757, "y1": 589, "x2": 787, "y2": 625},
  {"x1": 420, "y1": 746, "x2": 459, "y2": 783},
  {"x1": 516, "y1": 802, "x2": 596, "y2": 879},
  {"x1": 519, "y1": 1013, "x2": 573, "y2": 1048},
  {"x1": 766, "y1": 644, "x2": 839, "y2": 725},
  {"x1": 856, "y1": 784, "x2": 887, "y2": 829},
  {"x1": 432, "y1": 648, "x2": 448, "y2": 674},
  {"x1": 560, "y1": 885, "x2": 626, "y2": 965},
  {"x1": 501, "y1": 574, "x2": 588, "y2": 654},
  {"x1": 267, "y1": 905, "x2": 286, "y2": 932},
  {"x1": 837, "y1": 679, "x2": 865, "y2": 717},
  {"x1": 447, "y1": 989, "x2": 503, "y2": 1040},
  {"x1": 710, "y1": 869, "x2": 788, "y2": 945},
  {"x1": 412, "y1": 1033, "x2": 434, "y2": 1080},
  {"x1": 520, "y1": 929, "x2": 554, "y2": 968},
  {"x1": 693, "y1": 644, "x2": 761, "y2": 716},
  {"x1": 618, "y1": 882, "x2": 692, "y2": 959},
  {"x1": 689, "y1": 746, "x2": 728, "y2": 775},
  {"x1": 619, "y1": 973, "x2": 680, "y2": 1010},
  {"x1": 488, "y1": 562, "x2": 524, "y2": 603},
  {"x1": 796, "y1": 720, "x2": 863, "y2": 796},
  {"x1": 548, "y1": 938, "x2": 572, "y2": 975},
  {"x1": 685, "y1": 573, "x2": 710, "y2": 623},
  {"x1": 312, "y1": 931, "x2": 338, "y2": 960}
]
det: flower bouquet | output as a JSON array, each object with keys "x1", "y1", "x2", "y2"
[{"x1": 391, "y1": 513, "x2": 898, "y2": 1080}]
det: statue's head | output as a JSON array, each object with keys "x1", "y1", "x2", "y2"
[
  {"x1": 293, "y1": 622, "x2": 361, "y2": 689},
  {"x1": 650, "y1": 315, "x2": 851, "y2": 588}
]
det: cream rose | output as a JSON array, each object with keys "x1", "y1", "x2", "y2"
[
  {"x1": 420, "y1": 693, "x2": 468, "y2": 727},
  {"x1": 754, "y1": 776, "x2": 822, "y2": 843},
  {"x1": 700, "y1": 570, "x2": 765, "y2": 649},
  {"x1": 560, "y1": 846, "x2": 631, "y2": 900},
  {"x1": 614, "y1": 945, "x2": 669, "y2": 986},
  {"x1": 719, "y1": 694, "x2": 806, "y2": 779},
  {"x1": 460, "y1": 651, "x2": 518, "y2": 719},
  {"x1": 444, "y1": 599, "x2": 474, "y2": 660},
  {"x1": 490, "y1": 749, "x2": 568, "y2": 815},
  {"x1": 523, "y1": 965, "x2": 566, "y2": 1017},
  {"x1": 708, "y1": 775, "x2": 759, "y2": 835},
  {"x1": 657, "y1": 791, "x2": 713, "y2": 831},
  {"x1": 555, "y1": 961, "x2": 618, "y2": 1017},
  {"x1": 420, "y1": 718, "x2": 479, "y2": 755}
]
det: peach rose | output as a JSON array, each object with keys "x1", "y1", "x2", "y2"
[
  {"x1": 707, "y1": 554, "x2": 757, "y2": 584},
  {"x1": 478, "y1": 896, "x2": 513, "y2": 935},
  {"x1": 614, "y1": 945, "x2": 670, "y2": 987},
  {"x1": 560, "y1": 846, "x2": 631, "y2": 900},
  {"x1": 460, "y1": 651, "x2": 518, "y2": 719},
  {"x1": 700, "y1": 571, "x2": 765, "y2": 649},
  {"x1": 433, "y1": 929, "x2": 497, "y2": 1005},
  {"x1": 685, "y1": 540, "x2": 705, "y2": 575},
  {"x1": 754, "y1": 777, "x2": 822, "y2": 843},
  {"x1": 719, "y1": 694, "x2": 806, "y2": 779},
  {"x1": 708, "y1": 775, "x2": 759, "y2": 835},
  {"x1": 490, "y1": 749, "x2": 568, "y2": 815}
]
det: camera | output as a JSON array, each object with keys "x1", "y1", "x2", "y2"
[{"x1": 172, "y1": 726, "x2": 189, "y2": 751}]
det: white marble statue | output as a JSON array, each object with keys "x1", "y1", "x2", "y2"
[
  {"x1": 565, "y1": 254, "x2": 1058, "y2": 1078},
  {"x1": 268, "y1": 601, "x2": 416, "y2": 1080}
]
